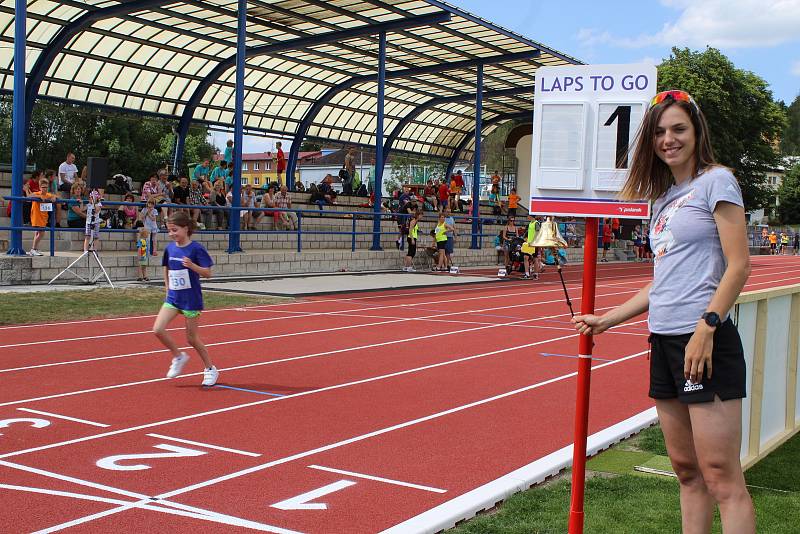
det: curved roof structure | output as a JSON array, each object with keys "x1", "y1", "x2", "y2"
[{"x1": 1, "y1": 0, "x2": 582, "y2": 160}]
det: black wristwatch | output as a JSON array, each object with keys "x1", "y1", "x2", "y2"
[{"x1": 702, "y1": 312, "x2": 722, "y2": 328}]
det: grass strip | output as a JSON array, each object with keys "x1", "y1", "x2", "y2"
[
  {"x1": 451, "y1": 428, "x2": 800, "y2": 533},
  {"x1": 0, "y1": 288, "x2": 288, "y2": 326}
]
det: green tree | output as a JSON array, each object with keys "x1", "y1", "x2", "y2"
[
  {"x1": 777, "y1": 164, "x2": 800, "y2": 224},
  {"x1": 388, "y1": 153, "x2": 446, "y2": 188},
  {"x1": 781, "y1": 95, "x2": 800, "y2": 155},
  {"x1": 657, "y1": 48, "x2": 787, "y2": 211}
]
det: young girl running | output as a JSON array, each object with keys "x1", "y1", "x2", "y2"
[{"x1": 153, "y1": 211, "x2": 218, "y2": 386}]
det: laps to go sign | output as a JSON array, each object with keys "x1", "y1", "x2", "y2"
[{"x1": 530, "y1": 63, "x2": 655, "y2": 219}]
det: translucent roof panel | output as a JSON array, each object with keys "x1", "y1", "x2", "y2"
[{"x1": 0, "y1": 0, "x2": 582, "y2": 159}]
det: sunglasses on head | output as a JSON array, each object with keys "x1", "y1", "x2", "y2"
[{"x1": 649, "y1": 90, "x2": 699, "y2": 110}]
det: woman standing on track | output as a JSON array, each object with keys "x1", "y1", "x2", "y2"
[
  {"x1": 572, "y1": 90, "x2": 755, "y2": 533},
  {"x1": 153, "y1": 211, "x2": 218, "y2": 387}
]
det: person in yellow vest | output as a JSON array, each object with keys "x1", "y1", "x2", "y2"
[
  {"x1": 434, "y1": 212, "x2": 451, "y2": 272},
  {"x1": 403, "y1": 211, "x2": 422, "y2": 272},
  {"x1": 521, "y1": 213, "x2": 541, "y2": 280},
  {"x1": 780, "y1": 232, "x2": 789, "y2": 255}
]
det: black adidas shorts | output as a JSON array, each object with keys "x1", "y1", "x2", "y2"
[{"x1": 648, "y1": 318, "x2": 746, "y2": 404}]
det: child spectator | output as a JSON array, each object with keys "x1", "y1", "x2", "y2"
[
  {"x1": 402, "y1": 211, "x2": 421, "y2": 272},
  {"x1": 83, "y1": 190, "x2": 102, "y2": 252},
  {"x1": 135, "y1": 222, "x2": 150, "y2": 282},
  {"x1": 425, "y1": 229, "x2": 440, "y2": 271},
  {"x1": 437, "y1": 179, "x2": 449, "y2": 212},
  {"x1": 507, "y1": 188, "x2": 521, "y2": 218},
  {"x1": 28, "y1": 176, "x2": 57, "y2": 256},
  {"x1": 118, "y1": 192, "x2": 139, "y2": 228},
  {"x1": 241, "y1": 183, "x2": 257, "y2": 230},
  {"x1": 223, "y1": 139, "x2": 234, "y2": 164},
  {"x1": 22, "y1": 170, "x2": 45, "y2": 225},
  {"x1": 601, "y1": 219, "x2": 613, "y2": 262},
  {"x1": 494, "y1": 231, "x2": 503, "y2": 265},
  {"x1": 153, "y1": 211, "x2": 217, "y2": 387},
  {"x1": 632, "y1": 225, "x2": 643, "y2": 261},
  {"x1": 142, "y1": 198, "x2": 160, "y2": 256}
]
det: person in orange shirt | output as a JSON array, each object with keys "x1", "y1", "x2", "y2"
[
  {"x1": 768, "y1": 231, "x2": 777, "y2": 255},
  {"x1": 449, "y1": 178, "x2": 462, "y2": 212},
  {"x1": 28, "y1": 177, "x2": 57, "y2": 256},
  {"x1": 507, "y1": 187, "x2": 521, "y2": 218}
]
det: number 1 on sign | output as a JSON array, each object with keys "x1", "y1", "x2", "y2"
[{"x1": 603, "y1": 105, "x2": 631, "y2": 169}]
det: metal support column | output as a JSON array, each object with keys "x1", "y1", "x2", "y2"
[
  {"x1": 228, "y1": 0, "x2": 246, "y2": 254},
  {"x1": 370, "y1": 31, "x2": 387, "y2": 251},
  {"x1": 470, "y1": 65, "x2": 483, "y2": 249},
  {"x1": 173, "y1": 129, "x2": 186, "y2": 174},
  {"x1": 8, "y1": 0, "x2": 27, "y2": 255}
]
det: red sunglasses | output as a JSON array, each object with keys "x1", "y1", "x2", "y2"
[{"x1": 649, "y1": 89, "x2": 699, "y2": 110}]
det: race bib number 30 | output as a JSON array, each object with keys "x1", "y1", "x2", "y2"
[{"x1": 168, "y1": 269, "x2": 192, "y2": 291}]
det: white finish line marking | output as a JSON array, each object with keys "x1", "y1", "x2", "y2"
[
  {"x1": 147, "y1": 433, "x2": 262, "y2": 457},
  {"x1": 17, "y1": 408, "x2": 110, "y2": 427},
  {"x1": 308, "y1": 464, "x2": 447, "y2": 493}
]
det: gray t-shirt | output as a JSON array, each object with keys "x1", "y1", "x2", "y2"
[{"x1": 648, "y1": 166, "x2": 743, "y2": 335}]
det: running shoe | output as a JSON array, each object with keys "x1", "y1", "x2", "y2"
[
  {"x1": 28, "y1": 249, "x2": 43, "y2": 256},
  {"x1": 202, "y1": 366, "x2": 219, "y2": 386},
  {"x1": 522, "y1": 273, "x2": 530, "y2": 279},
  {"x1": 407, "y1": 267, "x2": 416, "y2": 272},
  {"x1": 166, "y1": 352, "x2": 190, "y2": 378}
]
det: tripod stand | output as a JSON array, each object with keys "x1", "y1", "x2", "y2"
[{"x1": 49, "y1": 208, "x2": 114, "y2": 287}]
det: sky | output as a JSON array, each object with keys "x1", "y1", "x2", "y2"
[{"x1": 212, "y1": 0, "x2": 800, "y2": 153}]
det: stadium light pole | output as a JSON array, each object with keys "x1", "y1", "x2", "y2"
[
  {"x1": 470, "y1": 64, "x2": 483, "y2": 249},
  {"x1": 7, "y1": 0, "x2": 27, "y2": 256},
  {"x1": 370, "y1": 31, "x2": 387, "y2": 251},
  {"x1": 228, "y1": 0, "x2": 246, "y2": 254}
]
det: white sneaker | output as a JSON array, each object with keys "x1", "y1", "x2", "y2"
[
  {"x1": 166, "y1": 352, "x2": 190, "y2": 378},
  {"x1": 28, "y1": 249, "x2": 43, "y2": 256},
  {"x1": 202, "y1": 366, "x2": 219, "y2": 386},
  {"x1": 407, "y1": 267, "x2": 416, "y2": 272}
]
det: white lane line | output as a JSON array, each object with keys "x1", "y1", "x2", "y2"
[
  {"x1": 307, "y1": 465, "x2": 447, "y2": 493},
  {"x1": 0, "y1": 285, "x2": 639, "y2": 376},
  {"x1": 0, "y1": 483, "x2": 132, "y2": 506},
  {"x1": 0, "y1": 461, "x2": 303, "y2": 534},
  {"x1": 0, "y1": 291, "x2": 638, "y2": 409},
  {"x1": 16, "y1": 408, "x2": 110, "y2": 428},
  {"x1": 0, "y1": 317, "x2": 634, "y2": 460},
  {"x1": 155, "y1": 350, "x2": 647, "y2": 500},
  {"x1": 146, "y1": 433, "x2": 261, "y2": 457},
  {"x1": 20, "y1": 349, "x2": 647, "y2": 532}
]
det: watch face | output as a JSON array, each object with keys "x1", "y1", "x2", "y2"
[{"x1": 704, "y1": 312, "x2": 720, "y2": 326}]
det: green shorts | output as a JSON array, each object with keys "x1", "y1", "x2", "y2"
[{"x1": 162, "y1": 302, "x2": 201, "y2": 318}]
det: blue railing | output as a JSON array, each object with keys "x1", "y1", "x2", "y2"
[{"x1": 2, "y1": 196, "x2": 507, "y2": 257}]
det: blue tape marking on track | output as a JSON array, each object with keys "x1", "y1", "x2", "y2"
[
  {"x1": 214, "y1": 385, "x2": 286, "y2": 397},
  {"x1": 540, "y1": 352, "x2": 614, "y2": 362}
]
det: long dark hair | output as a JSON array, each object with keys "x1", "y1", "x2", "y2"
[{"x1": 620, "y1": 97, "x2": 717, "y2": 202}]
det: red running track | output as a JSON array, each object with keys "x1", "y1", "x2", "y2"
[{"x1": 1, "y1": 256, "x2": 799, "y2": 533}]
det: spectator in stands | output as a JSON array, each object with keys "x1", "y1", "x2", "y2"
[
  {"x1": 188, "y1": 178, "x2": 208, "y2": 229},
  {"x1": 141, "y1": 174, "x2": 160, "y2": 203},
  {"x1": 501, "y1": 216, "x2": 518, "y2": 269},
  {"x1": 601, "y1": 218, "x2": 613, "y2": 262},
  {"x1": 192, "y1": 159, "x2": 211, "y2": 183},
  {"x1": 507, "y1": 187, "x2": 521, "y2": 219},
  {"x1": 22, "y1": 170, "x2": 44, "y2": 225},
  {"x1": 27, "y1": 176, "x2": 56, "y2": 256},
  {"x1": 425, "y1": 229, "x2": 440, "y2": 271},
  {"x1": 275, "y1": 185, "x2": 297, "y2": 230},
  {"x1": 315, "y1": 174, "x2": 337, "y2": 209},
  {"x1": 632, "y1": 224, "x2": 644, "y2": 261},
  {"x1": 402, "y1": 210, "x2": 422, "y2": 272},
  {"x1": 611, "y1": 217, "x2": 621, "y2": 247},
  {"x1": 342, "y1": 147, "x2": 356, "y2": 196},
  {"x1": 396, "y1": 198, "x2": 417, "y2": 251},
  {"x1": 491, "y1": 170, "x2": 501, "y2": 189},
  {"x1": 259, "y1": 184, "x2": 280, "y2": 229},
  {"x1": 211, "y1": 181, "x2": 228, "y2": 230},
  {"x1": 489, "y1": 184, "x2": 502, "y2": 222},
  {"x1": 423, "y1": 179, "x2": 438, "y2": 211},
  {"x1": 449, "y1": 174, "x2": 462, "y2": 212},
  {"x1": 210, "y1": 160, "x2": 228, "y2": 189},
  {"x1": 172, "y1": 176, "x2": 190, "y2": 213},
  {"x1": 294, "y1": 180, "x2": 306, "y2": 192},
  {"x1": 65, "y1": 183, "x2": 88, "y2": 229},
  {"x1": 58, "y1": 152, "x2": 78, "y2": 194},
  {"x1": 494, "y1": 231, "x2": 503, "y2": 265},
  {"x1": 275, "y1": 142, "x2": 287, "y2": 186},
  {"x1": 223, "y1": 139, "x2": 234, "y2": 164},
  {"x1": 437, "y1": 178, "x2": 449, "y2": 212},
  {"x1": 117, "y1": 192, "x2": 139, "y2": 229},
  {"x1": 157, "y1": 171, "x2": 174, "y2": 224},
  {"x1": 451, "y1": 169, "x2": 465, "y2": 193},
  {"x1": 142, "y1": 197, "x2": 160, "y2": 256},
  {"x1": 241, "y1": 183, "x2": 257, "y2": 229},
  {"x1": 444, "y1": 207, "x2": 457, "y2": 269}
]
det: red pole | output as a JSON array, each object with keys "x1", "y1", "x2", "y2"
[{"x1": 568, "y1": 216, "x2": 599, "y2": 534}]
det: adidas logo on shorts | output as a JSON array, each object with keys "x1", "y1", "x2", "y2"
[{"x1": 683, "y1": 380, "x2": 704, "y2": 392}]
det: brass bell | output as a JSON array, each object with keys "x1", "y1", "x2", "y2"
[{"x1": 531, "y1": 217, "x2": 568, "y2": 249}]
